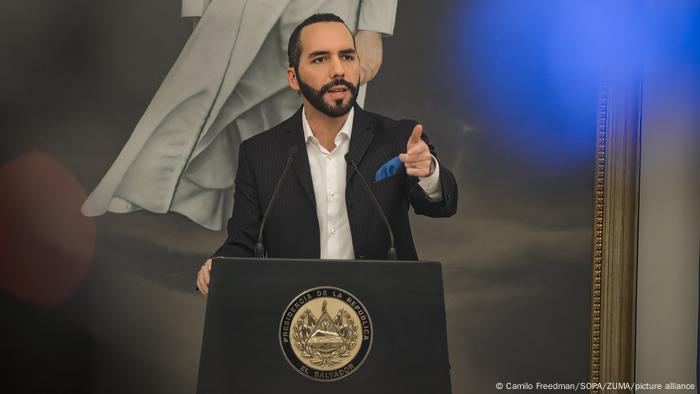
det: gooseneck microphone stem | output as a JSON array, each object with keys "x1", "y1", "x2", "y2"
[
  {"x1": 255, "y1": 146, "x2": 298, "y2": 258},
  {"x1": 345, "y1": 154, "x2": 397, "y2": 260}
]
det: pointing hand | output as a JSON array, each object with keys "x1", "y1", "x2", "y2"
[{"x1": 399, "y1": 124, "x2": 435, "y2": 177}]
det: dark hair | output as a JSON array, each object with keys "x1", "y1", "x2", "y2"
[{"x1": 287, "y1": 13, "x2": 354, "y2": 69}]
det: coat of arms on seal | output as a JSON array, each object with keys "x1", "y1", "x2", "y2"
[{"x1": 279, "y1": 287, "x2": 373, "y2": 382}]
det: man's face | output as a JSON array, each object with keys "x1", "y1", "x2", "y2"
[{"x1": 289, "y1": 22, "x2": 360, "y2": 118}]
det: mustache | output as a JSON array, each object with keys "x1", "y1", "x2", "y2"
[{"x1": 320, "y1": 78, "x2": 356, "y2": 93}]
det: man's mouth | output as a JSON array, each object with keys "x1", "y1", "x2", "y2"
[{"x1": 326, "y1": 86, "x2": 348, "y2": 99}]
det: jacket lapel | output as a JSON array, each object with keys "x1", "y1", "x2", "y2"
[
  {"x1": 284, "y1": 108, "x2": 316, "y2": 209},
  {"x1": 346, "y1": 106, "x2": 375, "y2": 183}
]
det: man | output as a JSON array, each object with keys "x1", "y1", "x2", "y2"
[{"x1": 196, "y1": 13, "x2": 458, "y2": 296}]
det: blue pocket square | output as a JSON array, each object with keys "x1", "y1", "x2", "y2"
[{"x1": 373, "y1": 156, "x2": 404, "y2": 182}]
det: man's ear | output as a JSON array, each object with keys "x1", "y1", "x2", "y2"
[{"x1": 287, "y1": 67, "x2": 299, "y2": 92}]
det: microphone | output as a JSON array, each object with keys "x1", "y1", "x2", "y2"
[
  {"x1": 255, "y1": 145, "x2": 298, "y2": 257},
  {"x1": 345, "y1": 153, "x2": 397, "y2": 260}
]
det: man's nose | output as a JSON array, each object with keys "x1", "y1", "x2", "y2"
[{"x1": 329, "y1": 55, "x2": 345, "y2": 79}]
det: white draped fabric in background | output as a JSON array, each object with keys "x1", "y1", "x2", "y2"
[{"x1": 82, "y1": 0, "x2": 397, "y2": 230}]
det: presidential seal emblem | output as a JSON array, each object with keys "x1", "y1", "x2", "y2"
[{"x1": 279, "y1": 286, "x2": 373, "y2": 382}]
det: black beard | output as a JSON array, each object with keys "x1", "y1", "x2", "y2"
[{"x1": 296, "y1": 73, "x2": 359, "y2": 118}]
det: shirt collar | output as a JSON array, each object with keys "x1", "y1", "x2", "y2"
[{"x1": 302, "y1": 106, "x2": 354, "y2": 144}]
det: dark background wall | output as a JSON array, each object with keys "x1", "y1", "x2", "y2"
[{"x1": 1, "y1": 0, "x2": 644, "y2": 392}]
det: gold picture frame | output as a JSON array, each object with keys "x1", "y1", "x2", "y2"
[{"x1": 589, "y1": 77, "x2": 643, "y2": 392}]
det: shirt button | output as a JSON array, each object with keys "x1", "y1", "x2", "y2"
[
  {"x1": 326, "y1": 155, "x2": 331, "y2": 160},
  {"x1": 330, "y1": 228, "x2": 336, "y2": 234},
  {"x1": 329, "y1": 191, "x2": 335, "y2": 197}
]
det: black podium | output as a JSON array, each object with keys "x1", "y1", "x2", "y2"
[{"x1": 196, "y1": 258, "x2": 452, "y2": 394}]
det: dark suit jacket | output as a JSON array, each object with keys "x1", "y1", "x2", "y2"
[{"x1": 214, "y1": 105, "x2": 458, "y2": 260}]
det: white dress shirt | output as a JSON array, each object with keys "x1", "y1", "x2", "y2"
[{"x1": 302, "y1": 107, "x2": 442, "y2": 259}]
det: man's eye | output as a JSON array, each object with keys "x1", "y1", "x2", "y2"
[
  {"x1": 312, "y1": 57, "x2": 327, "y2": 63},
  {"x1": 343, "y1": 54, "x2": 355, "y2": 61}
]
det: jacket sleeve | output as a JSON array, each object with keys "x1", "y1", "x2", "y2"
[
  {"x1": 212, "y1": 140, "x2": 260, "y2": 257},
  {"x1": 406, "y1": 126, "x2": 459, "y2": 218}
]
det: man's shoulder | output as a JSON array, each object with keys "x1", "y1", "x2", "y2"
[
  {"x1": 239, "y1": 114, "x2": 297, "y2": 151},
  {"x1": 243, "y1": 125, "x2": 286, "y2": 144},
  {"x1": 360, "y1": 108, "x2": 418, "y2": 138},
  {"x1": 239, "y1": 107, "x2": 419, "y2": 150}
]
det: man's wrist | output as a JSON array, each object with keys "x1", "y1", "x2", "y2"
[
  {"x1": 417, "y1": 156, "x2": 442, "y2": 200},
  {"x1": 419, "y1": 156, "x2": 438, "y2": 180}
]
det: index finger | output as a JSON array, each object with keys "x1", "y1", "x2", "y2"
[{"x1": 408, "y1": 124, "x2": 423, "y2": 145}]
